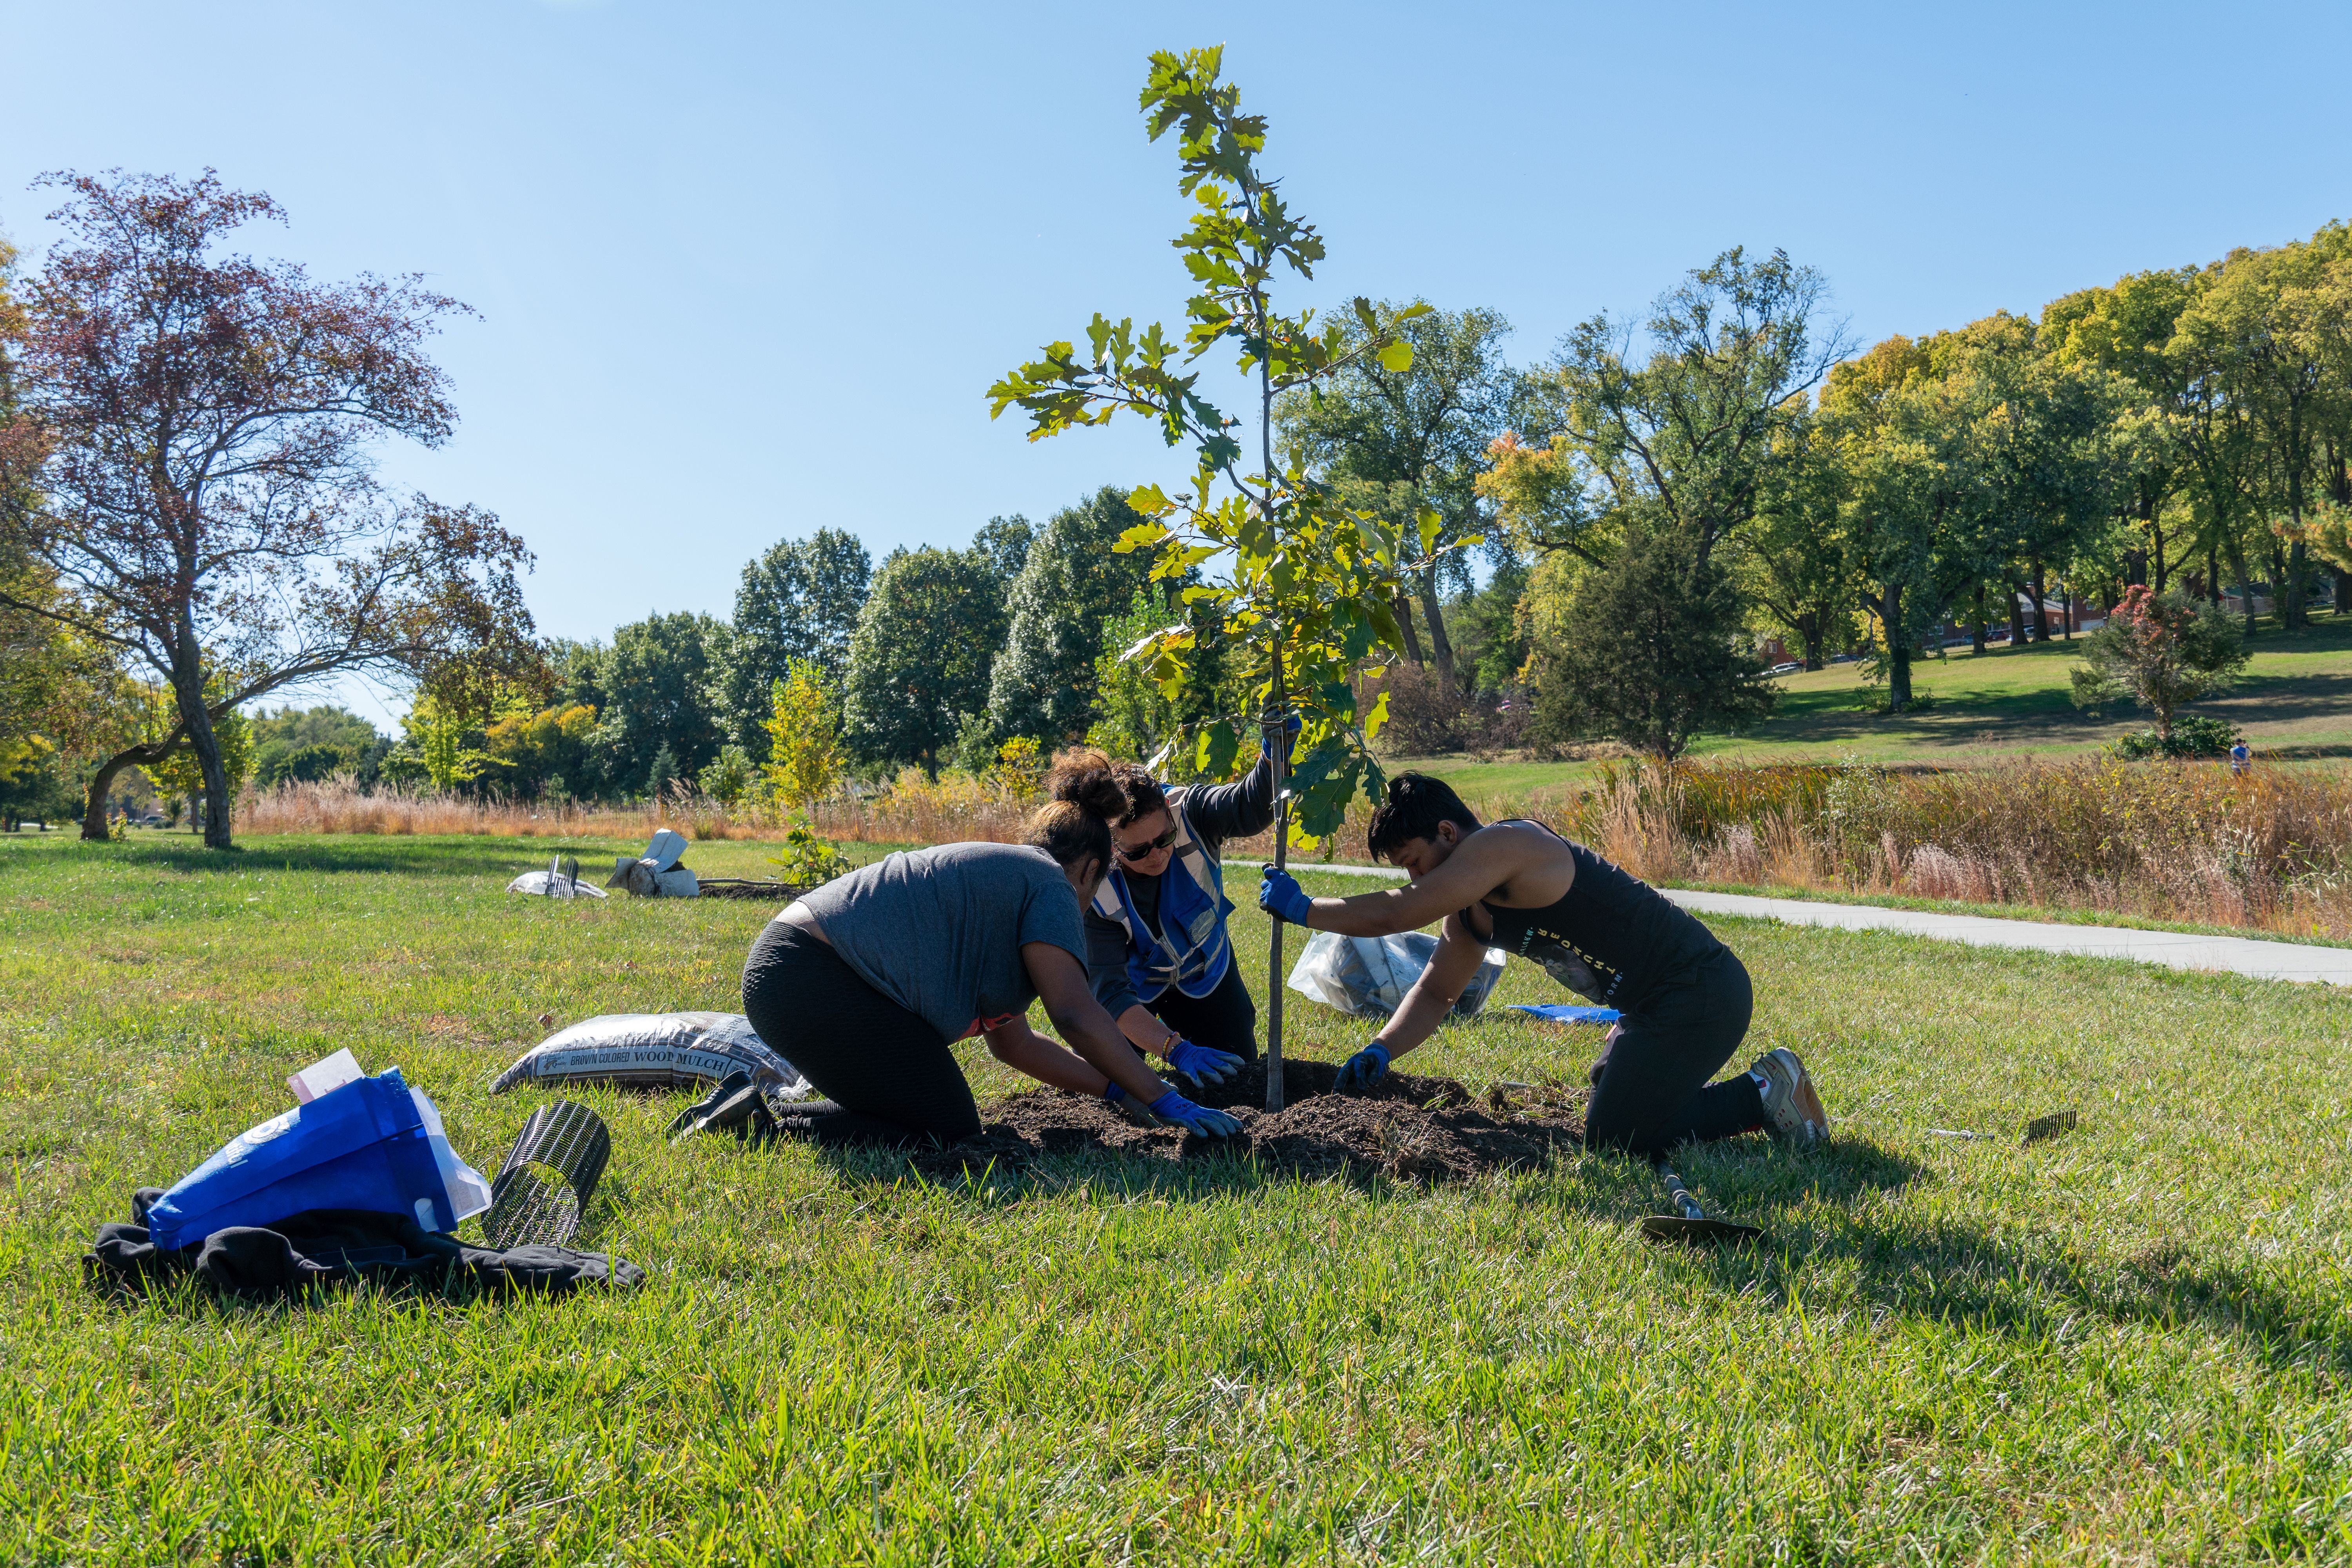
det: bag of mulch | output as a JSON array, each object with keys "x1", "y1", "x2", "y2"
[
  {"x1": 491, "y1": 1012, "x2": 813, "y2": 1104},
  {"x1": 1285, "y1": 930, "x2": 1507, "y2": 1020}
]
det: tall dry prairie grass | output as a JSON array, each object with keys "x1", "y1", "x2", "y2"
[
  {"x1": 1557, "y1": 757, "x2": 2352, "y2": 940},
  {"x1": 236, "y1": 771, "x2": 1040, "y2": 846}
]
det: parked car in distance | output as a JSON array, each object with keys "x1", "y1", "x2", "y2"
[{"x1": 1768, "y1": 661, "x2": 1801, "y2": 676}]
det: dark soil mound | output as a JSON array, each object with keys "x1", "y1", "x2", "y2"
[{"x1": 900, "y1": 1058, "x2": 1589, "y2": 1185}]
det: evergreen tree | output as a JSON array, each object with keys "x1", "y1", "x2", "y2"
[
  {"x1": 1530, "y1": 524, "x2": 1776, "y2": 760},
  {"x1": 985, "y1": 487, "x2": 1157, "y2": 746},
  {"x1": 644, "y1": 742, "x2": 680, "y2": 800}
]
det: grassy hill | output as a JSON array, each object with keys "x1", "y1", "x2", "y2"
[
  {"x1": 4, "y1": 833, "x2": 2349, "y2": 1560},
  {"x1": 1399, "y1": 613, "x2": 2352, "y2": 799}
]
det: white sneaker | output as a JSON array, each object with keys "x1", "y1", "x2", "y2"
[{"x1": 1751, "y1": 1047, "x2": 1828, "y2": 1143}]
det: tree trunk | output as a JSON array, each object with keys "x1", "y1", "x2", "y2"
[
  {"x1": 2286, "y1": 539, "x2": 2310, "y2": 630},
  {"x1": 81, "y1": 752, "x2": 136, "y2": 841},
  {"x1": 166, "y1": 608, "x2": 236, "y2": 849},
  {"x1": 2030, "y1": 558, "x2": 2051, "y2": 642},
  {"x1": 1882, "y1": 582, "x2": 1910, "y2": 712},
  {"x1": 1971, "y1": 584, "x2": 1987, "y2": 655},
  {"x1": 2206, "y1": 546, "x2": 2222, "y2": 608},
  {"x1": 2061, "y1": 586, "x2": 2073, "y2": 641},
  {"x1": 80, "y1": 730, "x2": 188, "y2": 841},
  {"x1": 1789, "y1": 611, "x2": 1822, "y2": 671},
  {"x1": 1416, "y1": 566, "x2": 1457, "y2": 690},
  {"x1": 2226, "y1": 537, "x2": 2257, "y2": 638},
  {"x1": 2144, "y1": 494, "x2": 2167, "y2": 594},
  {"x1": 2005, "y1": 575, "x2": 2027, "y2": 650},
  {"x1": 1391, "y1": 588, "x2": 1425, "y2": 666},
  {"x1": 1263, "y1": 631, "x2": 1289, "y2": 1115}
]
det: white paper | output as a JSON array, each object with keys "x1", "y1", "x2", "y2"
[{"x1": 287, "y1": 1048, "x2": 365, "y2": 1105}]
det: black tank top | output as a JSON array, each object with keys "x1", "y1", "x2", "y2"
[{"x1": 1466, "y1": 822, "x2": 1724, "y2": 1009}]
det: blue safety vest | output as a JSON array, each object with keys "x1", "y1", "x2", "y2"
[{"x1": 1090, "y1": 787, "x2": 1234, "y2": 1003}]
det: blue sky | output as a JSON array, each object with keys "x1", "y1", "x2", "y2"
[{"x1": 5, "y1": 1, "x2": 2349, "y2": 726}]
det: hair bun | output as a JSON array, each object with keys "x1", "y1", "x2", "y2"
[{"x1": 1044, "y1": 746, "x2": 1125, "y2": 821}]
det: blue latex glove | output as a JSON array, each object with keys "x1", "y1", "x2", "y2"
[
  {"x1": 1165, "y1": 1038, "x2": 1243, "y2": 1087},
  {"x1": 1258, "y1": 864, "x2": 1313, "y2": 925},
  {"x1": 1148, "y1": 1089, "x2": 1243, "y2": 1138},
  {"x1": 1333, "y1": 1042, "x2": 1392, "y2": 1093}
]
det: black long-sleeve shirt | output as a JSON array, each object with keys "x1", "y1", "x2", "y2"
[{"x1": 1085, "y1": 747, "x2": 1277, "y2": 1016}]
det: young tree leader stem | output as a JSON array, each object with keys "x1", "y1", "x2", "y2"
[
  {"x1": 1265, "y1": 629, "x2": 1289, "y2": 1114},
  {"x1": 1253, "y1": 257, "x2": 1290, "y2": 1114}
]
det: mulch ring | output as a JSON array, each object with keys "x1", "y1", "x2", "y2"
[{"x1": 900, "y1": 1058, "x2": 1589, "y2": 1185}]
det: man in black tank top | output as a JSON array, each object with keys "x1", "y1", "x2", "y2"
[{"x1": 1257, "y1": 773, "x2": 1827, "y2": 1155}]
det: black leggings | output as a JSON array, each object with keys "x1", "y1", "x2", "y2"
[
  {"x1": 740, "y1": 919, "x2": 983, "y2": 1148},
  {"x1": 1138, "y1": 959, "x2": 1259, "y2": 1061},
  {"x1": 1584, "y1": 947, "x2": 1765, "y2": 1157}
]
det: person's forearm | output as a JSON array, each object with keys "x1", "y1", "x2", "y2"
[
  {"x1": 1046, "y1": 1004, "x2": 1170, "y2": 1101},
  {"x1": 1372, "y1": 972, "x2": 1459, "y2": 1059},
  {"x1": 1118, "y1": 1004, "x2": 1177, "y2": 1056},
  {"x1": 986, "y1": 1021, "x2": 1111, "y2": 1095},
  {"x1": 1305, "y1": 888, "x2": 1424, "y2": 938}
]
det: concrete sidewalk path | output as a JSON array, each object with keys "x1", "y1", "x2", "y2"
[{"x1": 1664, "y1": 889, "x2": 2352, "y2": 988}]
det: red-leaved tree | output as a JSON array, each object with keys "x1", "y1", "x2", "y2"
[
  {"x1": 0, "y1": 170, "x2": 538, "y2": 846},
  {"x1": 2069, "y1": 583, "x2": 2250, "y2": 740}
]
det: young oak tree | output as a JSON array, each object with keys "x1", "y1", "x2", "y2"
[
  {"x1": 0, "y1": 171, "x2": 536, "y2": 848},
  {"x1": 989, "y1": 48, "x2": 1440, "y2": 1108}
]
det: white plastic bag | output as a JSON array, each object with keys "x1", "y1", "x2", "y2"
[{"x1": 1285, "y1": 930, "x2": 1507, "y2": 1020}]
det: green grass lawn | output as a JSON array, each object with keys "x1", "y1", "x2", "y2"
[
  {"x1": 5, "y1": 832, "x2": 2351, "y2": 1563},
  {"x1": 1404, "y1": 613, "x2": 2352, "y2": 800}
]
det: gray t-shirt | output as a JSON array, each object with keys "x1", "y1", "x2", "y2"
[{"x1": 793, "y1": 842, "x2": 1087, "y2": 1042}]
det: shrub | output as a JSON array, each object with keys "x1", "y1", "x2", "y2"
[
  {"x1": 768, "y1": 822, "x2": 855, "y2": 887},
  {"x1": 2113, "y1": 715, "x2": 2242, "y2": 760},
  {"x1": 697, "y1": 744, "x2": 756, "y2": 806},
  {"x1": 2071, "y1": 585, "x2": 2248, "y2": 737}
]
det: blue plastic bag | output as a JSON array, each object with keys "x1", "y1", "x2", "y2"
[
  {"x1": 145, "y1": 1068, "x2": 487, "y2": 1252},
  {"x1": 1508, "y1": 1003, "x2": 1622, "y2": 1026}
]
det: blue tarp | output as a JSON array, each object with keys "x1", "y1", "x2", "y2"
[{"x1": 1508, "y1": 1003, "x2": 1622, "y2": 1026}]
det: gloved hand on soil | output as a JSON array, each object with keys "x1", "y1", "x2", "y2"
[
  {"x1": 1333, "y1": 1042, "x2": 1392, "y2": 1093},
  {"x1": 1258, "y1": 865, "x2": 1313, "y2": 925},
  {"x1": 1164, "y1": 1038, "x2": 1243, "y2": 1087},
  {"x1": 1148, "y1": 1089, "x2": 1244, "y2": 1138}
]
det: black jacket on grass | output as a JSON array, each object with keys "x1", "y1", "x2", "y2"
[{"x1": 84, "y1": 1188, "x2": 642, "y2": 1299}]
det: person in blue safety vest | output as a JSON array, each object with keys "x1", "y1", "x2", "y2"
[{"x1": 1047, "y1": 717, "x2": 1295, "y2": 1089}]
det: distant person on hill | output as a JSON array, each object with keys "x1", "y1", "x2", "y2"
[
  {"x1": 741, "y1": 781, "x2": 1244, "y2": 1148},
  {"x1": 1058, "y1": 721, "x2": 1294, "y2": 1084},
  {"x1": 2229, "y1": 739, "x2": 2252, "y2": 775},
  {"x1": 1257, "y1": 773, "x2": 1828, "y2": 1155}
]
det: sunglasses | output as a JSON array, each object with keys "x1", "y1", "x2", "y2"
[{"x1": 1114, "y1": 824, "x2": 1178, "y2": 862}]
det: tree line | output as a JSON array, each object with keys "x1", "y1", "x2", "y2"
[{"x1": 6, "y1": 167, "x2": 2346, "y2": 844}]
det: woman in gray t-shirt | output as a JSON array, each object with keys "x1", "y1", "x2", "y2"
[{"x1": 740, "y1": 790, "x2": 1247, "y2": 1148}]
